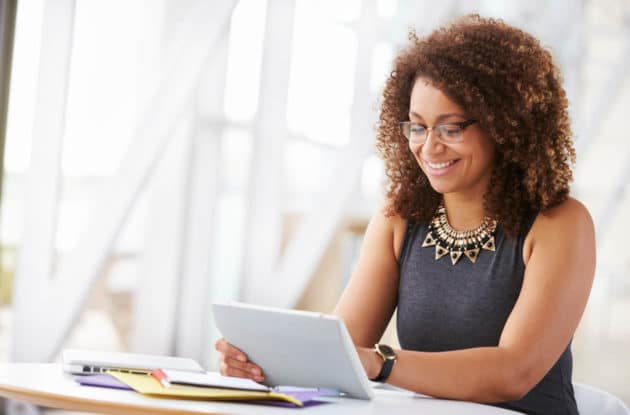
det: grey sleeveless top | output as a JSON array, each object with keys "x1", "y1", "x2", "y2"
[{"x1": 397, "y1": 218, "x2": 578, "y2": 415}]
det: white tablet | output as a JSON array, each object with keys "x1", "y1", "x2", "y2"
[
  {"x1": 62, "y1": 349, "x2": 204, "y2": 375},
  {"x1": 212, "y1": 302, "x2": 374, "y2": 400}
]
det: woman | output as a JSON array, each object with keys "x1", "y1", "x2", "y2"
[{"x1": 216, "y1": 14, "x2": 595, "y2": 415}]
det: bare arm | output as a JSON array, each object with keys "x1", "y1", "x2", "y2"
[
  {"x1": 334, "y1": 204, "x2": 406, "y2": 347},
  {"x1": 355, "y1": 198, "x2": 595, "y2": 402}
]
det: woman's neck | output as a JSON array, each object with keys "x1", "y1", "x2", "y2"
[{"x1": 442, "y1": 193, "x2": 486, "y2": 231}]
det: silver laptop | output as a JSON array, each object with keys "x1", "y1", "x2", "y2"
[
  {"x1": 212, "y1": 302, "x2": 374, "y2": 400},
  {"x1": 62, "y1": 349, "x2": 204, "y2": 375}
]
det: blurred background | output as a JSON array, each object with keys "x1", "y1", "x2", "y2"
[{"x1": 0, "y1": 0, "x2": 629, "y2": 411}]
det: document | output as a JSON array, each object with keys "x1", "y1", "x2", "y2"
[{"x1": 160, "y1": 369, "x2": 270, "y2": 392}]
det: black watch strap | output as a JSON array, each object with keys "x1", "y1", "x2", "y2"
[{"x1": 370, "y1": 344, "x2": 396, "y2": 382}]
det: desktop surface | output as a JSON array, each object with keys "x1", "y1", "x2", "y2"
[{"x1": 0, "y1": 363, "x2": 522, "y2": 414}]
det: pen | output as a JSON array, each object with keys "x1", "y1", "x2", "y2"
[{"x1": 150, "y1": 369, "x2": 171, "y2": 388}]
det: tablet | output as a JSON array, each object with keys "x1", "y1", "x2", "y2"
[
  {"x1": 212, "y1": 302, "x2": 374, "y2": 400},
  {"x1": 62, "y1": 349, "x2": 204, "y2": 375}
]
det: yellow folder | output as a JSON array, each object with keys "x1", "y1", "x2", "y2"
[{"x1": 109, "y1": 372, "x2": 303, "y2": 406}]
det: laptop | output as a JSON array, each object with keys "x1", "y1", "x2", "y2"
[
  {"x1": 212, "y1": 302, "x2": 374, "y2": 400},
  {"x1": 62, "y1": 349, "x2": 204, "y2": 375}
]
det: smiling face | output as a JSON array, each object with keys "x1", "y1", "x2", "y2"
[{"x1": 408, "y1": 78, "x2": 496, "y2": 200}]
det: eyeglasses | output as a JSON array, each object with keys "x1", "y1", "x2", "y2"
[{"x1": 399, "y1": 119, "x2": 478, "y2": 144}]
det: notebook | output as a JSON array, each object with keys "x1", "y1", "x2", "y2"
[
  {"x1": 160, "y1": 369, "x2": 270, "y2": 391},
  {"x1": 107, "y1": 372, "x2": 327, "y2": 407},
  {"x1": 212, "y1": 302, "x2": 374, "y2": 400}
]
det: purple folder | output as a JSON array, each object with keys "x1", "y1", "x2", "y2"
[
  {"x1": 74, "y1": 374, "x2": 331, "y2": 408},
  {"x1": 74, "y1": 374, "x2": 133, "y2": 390}
]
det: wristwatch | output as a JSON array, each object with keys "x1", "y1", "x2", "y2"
[{"x1": 370, "y1": 343, "x2": 397, "y2": 382}]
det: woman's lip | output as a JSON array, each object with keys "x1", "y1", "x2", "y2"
[{"x1": 423, "y1": 159, "x2": 460, "y2": 176}]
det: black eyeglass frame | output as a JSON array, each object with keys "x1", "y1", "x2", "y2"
[{"x1": 399, "y1": 119, "x2": 478, "y2": 143}]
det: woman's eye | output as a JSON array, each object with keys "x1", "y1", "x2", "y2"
[
  {"x1": 410, "y1": 125, "x2": 426, "y2": 133},
  {"x1": 443, "y1": 127, "x2": 461, "y2": 136}
]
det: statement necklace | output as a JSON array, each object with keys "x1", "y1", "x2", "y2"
[{"x1": 421, "y1": 205, "x2": 497, "y2": 265}]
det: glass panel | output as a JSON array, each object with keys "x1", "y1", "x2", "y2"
[
  {"x1": 376, "y1": 0, "x2": 398, "y2": 19},
  {"x1": 361, "y1": 153, "x2": 385, "y2": 200},
  {"x1": 294, "y1": 0, "x2": 361, "y2": 23},
  {"x1": 210, "y1": 193, "x2": 247, "y2": 303},
  {"x1": 3, "y1": 0, "x2": 45, "y2": 174},
  {"x1": 62, "y1": 0, "x2": 144, "y2": 177},
  {"x1": 220, "y1": 127, "x2": 253, "y2": 191},
  {"x1": 284, "y1": 139, "x2": 333, "y2": 196},
  {"x1": 286, "y1": 1, "x2": 357, "y2": 146},
  {"x1": 370, "y1": 41, "x2": 394, "y2": 93},
  {"x1": 223, "y1": 0, "x2": 267, "y2": 122}
]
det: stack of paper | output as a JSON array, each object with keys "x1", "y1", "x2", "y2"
[
  {"x1": 74, "y1": 370, "x2": 330, "y2": 408},
  {"x1": 110, "y1": 372, "x2": 304, "y2": 406}
]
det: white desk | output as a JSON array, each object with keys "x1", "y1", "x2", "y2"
[{"x1": 0, "y1": 364, "x2": 522, "y2": 414}]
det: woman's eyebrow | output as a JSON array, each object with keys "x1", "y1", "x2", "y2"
[
  {"x1": 436, "y1": 112, "x2": 468, "y2": 121},
  {"x1": 408, "y1": 111, "x2": 467, "y2": 121}
]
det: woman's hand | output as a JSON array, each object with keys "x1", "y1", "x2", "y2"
[{"x1": 215, "y1": 337, "x2": 265, "y2": 382}]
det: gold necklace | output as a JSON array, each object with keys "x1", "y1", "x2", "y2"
[{"x1": 421, "y1": 205, "x2": 497, "y2": 265}]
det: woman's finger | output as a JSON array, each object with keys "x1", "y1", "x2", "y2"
[
  {"x1": 215, "y1": 338, "x2": 248, "y2": 362},
  {"x1": 219, "y1": 361, "x2": 249, "y2": 378},
  {"x1": 224, "y1": 356, "x2": 263, "y2": 376},
  {"x1": 220, "y1": 361, "x2": 265, "y2": 382}
]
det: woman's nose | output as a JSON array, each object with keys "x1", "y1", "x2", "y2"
[{"x1": 421, "y1": 129, "x2": 445, "y2": 155}]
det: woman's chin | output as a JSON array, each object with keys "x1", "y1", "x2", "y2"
[{"x1": 427, "y1": 181, "x2": 456, "y2": 195}]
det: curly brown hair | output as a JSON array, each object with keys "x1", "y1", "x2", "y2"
[{"x1": 377, "y1": 14, "x2": 575, "y2": 237}]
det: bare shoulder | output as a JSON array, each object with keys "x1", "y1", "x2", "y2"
[
  {"x1": 524, "y1": 197, "x2": 595, "y2": 263},
  {"x1": 374, "y1": 201, "x2": 407, "y2": 260},
  {"x1": 535, "y1": 197, "x2": 593, "y2": 233}
]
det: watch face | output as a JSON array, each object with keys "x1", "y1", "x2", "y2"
[{"x1": 376, "y1": 344, "x2": 396, "y2": 360}]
